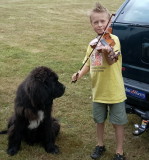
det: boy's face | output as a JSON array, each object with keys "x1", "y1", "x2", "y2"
[{"x1": 90, "y1": 12, "x2": 110, "y2": 35}]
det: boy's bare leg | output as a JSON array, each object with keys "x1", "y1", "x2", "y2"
[
  {"x1": 97, "y1": 123, "x2": 105, "y2": 146},
  {"x1": 113, "y1": 124, "x2": 124, "y2": 155},
  {"x1": 90, "y1": 123, "x2": 106, "y2": 159}
]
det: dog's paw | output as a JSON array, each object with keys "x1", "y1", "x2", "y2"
[
  {"x1": 7, "y1": 147, "x2": 19, "y2": 156},
  {"x1": 45, "y1": 144, "x2": 60, "y2": 154}
]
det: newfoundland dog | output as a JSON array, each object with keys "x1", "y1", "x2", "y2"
[{"x1": 1, "y1": 66, "x2": 65, "y2": 156}]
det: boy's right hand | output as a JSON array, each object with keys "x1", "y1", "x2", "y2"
[{"x1": 71, "y1": 72, "x2": 79, "y2": 83}]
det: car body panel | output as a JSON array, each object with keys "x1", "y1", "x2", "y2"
[{"x1": 111, "y1": 0, "x2": 149, "y2": 110}]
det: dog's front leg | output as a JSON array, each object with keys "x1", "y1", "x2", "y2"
[
  {"x1": 7, "y1": 118, "x2": 24, "y2": 156},
  {"x1": 43, "y1": 117, "x2": 59, "y2": 154}
]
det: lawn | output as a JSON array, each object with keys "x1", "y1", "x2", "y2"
[{"x1": 0, "y1": 0, "x2": 149, "y2": 160}]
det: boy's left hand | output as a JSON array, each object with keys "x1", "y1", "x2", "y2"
[
  {"x1": 108, "y1": 50, "x2": 120, "y2": 62},
  {"x1": 99, "y1": 46, "x2": 120, "y2": 64}
]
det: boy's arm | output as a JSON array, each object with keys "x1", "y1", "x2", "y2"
[
  {"x1": 100, "y1": 34, "x2": 121, "y2": 65},
  {"x1": 105, "y1": 35, "x2": 121, "y2": 65}
]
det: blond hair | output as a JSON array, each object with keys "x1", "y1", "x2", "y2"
[{"x1": 90, "y1": 3, "x2": 111, "y2": 22}]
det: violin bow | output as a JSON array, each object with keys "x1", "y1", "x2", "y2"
[{"x1": 72, "y1": 14, "x2": 115, "y2": 83}]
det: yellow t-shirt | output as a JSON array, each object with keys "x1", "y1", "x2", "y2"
[{"x1": 84, "y1": 34, "x2": 126, "y2": 103}]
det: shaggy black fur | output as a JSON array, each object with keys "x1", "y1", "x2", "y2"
[{"x1": 1, "y1": 66, "x2": 65, "y2": 156}]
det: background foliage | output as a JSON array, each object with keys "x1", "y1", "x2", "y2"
[{"x1": 0, "y1": 0, "x2": 149, "y2": 159}]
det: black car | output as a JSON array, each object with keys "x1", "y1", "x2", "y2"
[{"x1": 111, "y1": 0, "x2": 149, "y2": 135}]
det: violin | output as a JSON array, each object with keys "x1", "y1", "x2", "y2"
[
  {"x1": 101, "y1": 31, "x2": 115, "y2": 47},
  {"x1": 89, "y1": 27, "x2": 120, "y2": 62},
  {"x1": 89, "y1": 28, "x2": 115, "y2": 49}
]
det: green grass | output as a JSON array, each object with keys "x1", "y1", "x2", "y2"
[{"x1": 0, "y1": 0, "x2": 149, "y2": 160}]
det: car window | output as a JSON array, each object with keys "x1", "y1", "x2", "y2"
[{"x1": 116, "y1": 0, "x2": 149, "y2": 24}]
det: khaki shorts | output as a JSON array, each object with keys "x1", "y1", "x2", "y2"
[{"x1": 92, "y1": 101, "x2": 128, "y2": 125}]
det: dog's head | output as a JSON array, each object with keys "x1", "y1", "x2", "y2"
[{"x1": 25, "y1": 66, "x2": 65, "y2": 107}]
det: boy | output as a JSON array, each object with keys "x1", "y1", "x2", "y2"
[{"x1": 72, "y1": 3, "x2": 127, "y2": 160}]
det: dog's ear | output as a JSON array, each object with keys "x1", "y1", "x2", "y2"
[{"x1": 25, "y1": 80, "x2": 52, "y2": 107}]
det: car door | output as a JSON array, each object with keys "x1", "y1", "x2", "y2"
[{"x1": 112, "y1": 0, "x2": 149, "y2": 83}]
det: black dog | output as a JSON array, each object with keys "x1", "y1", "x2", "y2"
[{"x1": 0, "y1": 66, "x2": 65, "y2": 156}]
